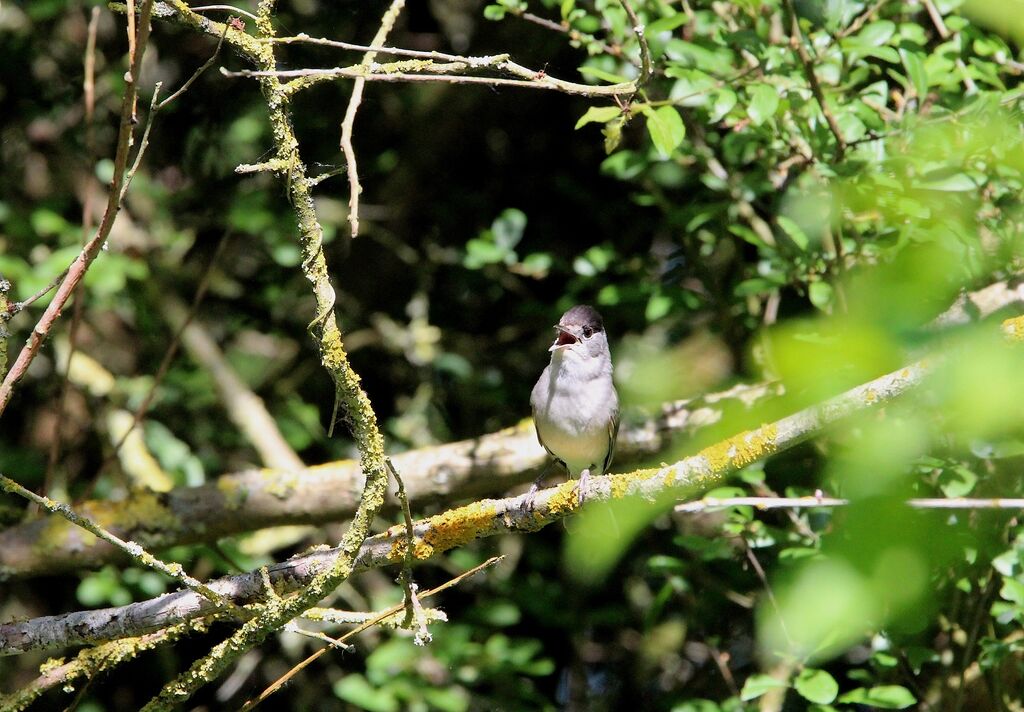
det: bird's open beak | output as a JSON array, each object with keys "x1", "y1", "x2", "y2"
[{"x1": 549, "y1": 325, "x2": 578, "y2": 351}]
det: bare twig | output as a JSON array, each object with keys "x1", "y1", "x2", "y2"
[
  {"x1": 240, "y1": 556, "x2": 501, "y2": 712},
  {"x1": 387, "y1": 459, "x2": 429, "y2": 644},
  {"x1": 834, "y1": 0, "x2": 889, "y2": 40},
  {"x1": 675, "y1": 496, "x2": 1024, "y2": 512},
  {"x1": 223, "y1": 56, "x2": 638, "y2": 97},
  {"x1": 10, "y1": 268, "x2": 71, "y2": 313},
  {"x1": 920, "y1": 0, "x2": 977, "y2": 94},
  {"x1": 192, "y1": 3, "x2": 259, "y2": 21},
  {"x1": 0, "y1": 0, "x2": 157, "y2": 417},
  {"x1": 339, "y1": 0, "x2": 405, "y2": 240},
  {"x1": 511, "y1": 9, "x2": 623, "y2": 59}
]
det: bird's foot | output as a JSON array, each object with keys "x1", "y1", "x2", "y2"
[
  {"x1": 520, "y1": 483, "x2": 540, "y2": 513},
  {"x1": 575, "y1": 469, "x2": 591, "y2": 507}
]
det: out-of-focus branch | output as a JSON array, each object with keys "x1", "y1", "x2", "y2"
[
  {"x1": 161, "y1": 295, "x2": 304, "y2": 471},
  {"x1": 339, "y1": 0, "x2": 406, "y2": 239},
  {"x1": 0, "y1": 381, "x2": 778, "y2": 579}
]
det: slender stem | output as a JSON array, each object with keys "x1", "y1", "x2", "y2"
[
  {"x1": 338, "y1": 0, "x2": 406, "y2": 239},
  {"x1": 0, "y1": 0, "x2": 157, "y2": 417},
  {"x1": 783, "y1": 0, "x2": 846, "y2": 161},
  {"x1": 240, "y1": 556, "x2": 502, "y2": 712}
]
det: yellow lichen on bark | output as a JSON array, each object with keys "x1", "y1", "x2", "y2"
[
  {"x1": 1001, "y1": 315, "x2": 1024, "y2": 341},
  {"x1": 697, "y1": 423, "x2": 779, "y2": 474}
]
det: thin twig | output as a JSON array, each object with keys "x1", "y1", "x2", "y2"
[
  {"x1": 387, "y1": 458, "x2": 429, "y2": 644},
  {"x1": 744, "y1": 541, "x2": 792, "y2": 645},
  {"x1": 338, "y1": 0, "x2": 406, "y2": 239},
  {"x1": 511, "y1": 10, "x2": 623, "y2": 58},
  {"x1": 675, "y1": 496, "x2": 1024, "y2": 512},
  {"x1": 920, "y1": 0, "x2": 977, "y2": 94},
  {"x1": 225, "y1": 46, "x2": 636, "y2": 96},
  {"x1": 783, "y1": 0, "x2": 846, "y2": 161},
  {"x1": 13, "y1": 268, "x2": 71, "y2": 313},
  {"x1": 618, "y1": 0, "x2": 652, "y2": 86},
  {"x1": 834, "y1": 0, "x2": 889, "y2": 40},
  {"x1": 268, "y1": 33, "x2": 470, "y2": 62},
  {"x1": 240, "y1": 556, "x2": 502, "y2": 712},
  {"x1": 0, "y1": 474, "x2": 246, "y2": 618},
  {"x1": 192, "y1": 3, "x2": 259, "y2": 22}
]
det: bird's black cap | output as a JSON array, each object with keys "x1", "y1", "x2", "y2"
[{"x1": 558, "y1": 305, "x2": 604, "y2": 332}]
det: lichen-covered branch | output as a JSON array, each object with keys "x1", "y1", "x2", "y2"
[
  {"x1": 130, "y1": 2, "x2": 394, "y2": 706},
  {"x1": 0, "y1": 361, "x2": 924, "y2": 656},
  {"x1": 0, "y1": 382, "x2": 778, "y2": 579},
  {"x1": 0, "y1": 620, "x2": 216, "y2": 712}
]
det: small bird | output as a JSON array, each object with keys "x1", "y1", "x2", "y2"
[{"x1": 530, "y1": 305, "x2": 620, "y2": 505}]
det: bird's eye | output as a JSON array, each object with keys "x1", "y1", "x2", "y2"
[{"x1": 582, "y1": 326, "x2": 593, "y2": 338}]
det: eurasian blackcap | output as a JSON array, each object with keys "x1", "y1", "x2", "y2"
[{"x1": 529, "y1": 305, "x2": 620, "y2": 505}]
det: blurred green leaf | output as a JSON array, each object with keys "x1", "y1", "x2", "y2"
[
  {"x1": 837, "y1": 685, "x2": 916, "y2": 708},
  {"x1": 643, "y1": 105, "x2": 686, "y2": 157},
  {"x1": 794, "y1": 668, "x2": 838, "y2": 704},
  {"x1": 740, "y1": 674, "x2": 788, "y2": 701}
]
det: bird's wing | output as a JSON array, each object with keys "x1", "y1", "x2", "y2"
[{"x1": 601, "y1": 400, "x2": 620, "y2": 475}]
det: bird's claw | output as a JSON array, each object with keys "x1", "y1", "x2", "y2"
[
  {"x1": 575, "y1": 469, "x2": 591, "y2": 507},
  {"x1": 521, "y1": 483, "x2": 540, "y2": 513}
]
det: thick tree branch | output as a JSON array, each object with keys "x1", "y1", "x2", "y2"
[
  {"x1": 0, "y1": 359, "x2": 925, "y2": 656},
  {"x1": 0, "y1": 381, "x2": 778, "y2": 579}
]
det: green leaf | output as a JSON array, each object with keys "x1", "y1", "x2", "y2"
[
  {"x1": 575, "y1": 106, "x2": 621, "y2": 129},
  {"x1": 809, "y1": 281, "x2": 834, "y2": 311},
  {"x1": 492, "y1": 208, "x2": 526, "y2": 250},
  {"x1": 333, "y1": 674, "x2": 400, "y2": 712},
  {"x1": 856, "y1": 20, "x2": 896, "y2": 47},
  {"x1": 740, "y1": 674, "x2": 788, "y2": 701},
  {"x1": 709, "y1": 88, "x2": 736, "y2": 122},
  {"x1": 794, "y1": 669, "x2": 839, "y2": 704},
  {"x1": 916, "y1": 172, "x2": 978, "y2": 192},
  {"x1": 777, "y1": 216, "x2": 809, "y2": 250},
  {"x1": 578, "y1": 66, "x2": 631, "y2": 84},
  {"x1": 1000, "y1": 578, "x2": 1024, "y2": 605},
  {"x1": 838, "y1": 685, "x2": 916, "y2": 709},
  {"x1": 483, "y1": 4, "x2": 506, "y2": 20},
  {"x1": 647, "y1": 12, "x2": 688, "y2": 35},
  {"x1": 643, "y1": 105, "x2": 686, "y2": 156},
  {"x1": 645, "y1": 293, "x2": 672, "y2": 321},
  {"x1": 747, "y1": 84, "x2": 779, "y2": 126},
  {"x1": 901, "y1": 49, "x2": 928, "y2": 98},
  {"x1": 939, "y1": 465, "x2": 977, "y2": 497}
]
